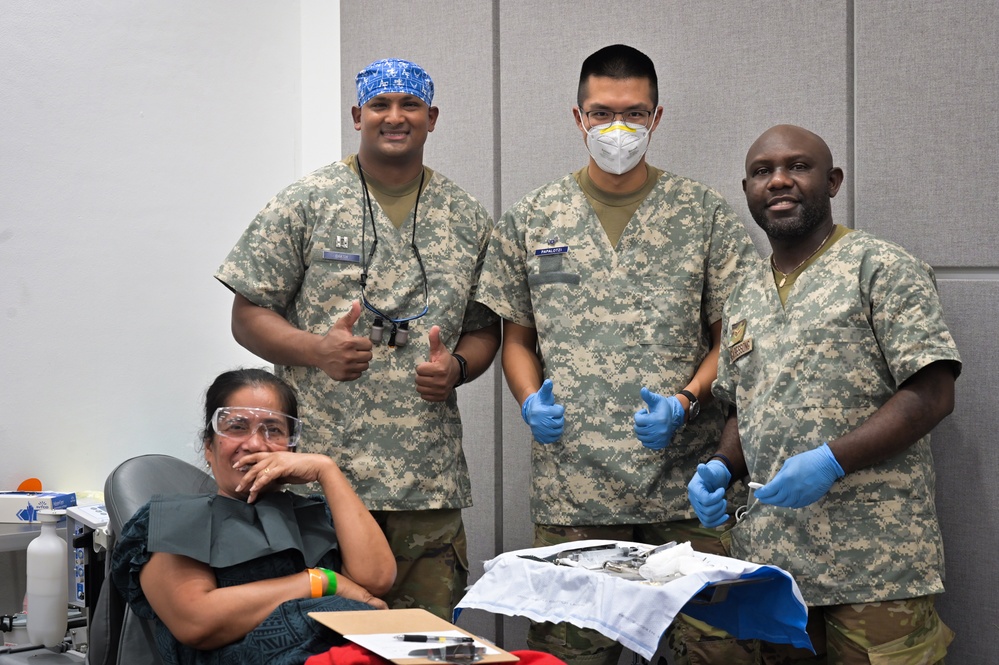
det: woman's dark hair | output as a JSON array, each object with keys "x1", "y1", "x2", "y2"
[{"x1": 200, "y1": 368, "x2": 299, "y2": 448}]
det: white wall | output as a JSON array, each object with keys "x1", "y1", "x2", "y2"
[{"x1": 0, "y1": 1, "x2": 340, "y2": 494}]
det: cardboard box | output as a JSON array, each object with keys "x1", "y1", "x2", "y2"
[{"x1": 0, "y1": 491, "x2": 77, "y2": 523}]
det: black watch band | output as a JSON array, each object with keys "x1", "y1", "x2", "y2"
[
  {"x1": 677, "y1": 389, "x2": 700, "y2": 422},
  {"x1": 452, "y1": 353, "x2": 468, "y2": 387}
]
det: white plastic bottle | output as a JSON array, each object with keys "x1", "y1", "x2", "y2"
[{"x1": 26, "y1": 509, "x2": 68, "y2": 647}]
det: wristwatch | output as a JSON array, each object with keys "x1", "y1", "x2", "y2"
[
  {"x1": 677, "y1": 389, "x2": 700, "y2": 422},
  {"x1": 452, "y1": 353, "x2": 468, "y2": 388}
]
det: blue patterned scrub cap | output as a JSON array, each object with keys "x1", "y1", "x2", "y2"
[{"x1": 356, "y1": 58, "x2": 435, "y2": 107}]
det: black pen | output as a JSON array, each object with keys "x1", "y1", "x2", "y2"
[{"x1": 395, "y1": 634, "x2": 475, "y2": 643}]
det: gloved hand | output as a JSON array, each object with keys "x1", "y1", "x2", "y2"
[
  {"x1": 753, "y1": 443, "x2": 845, "y2": 509},
  {"x1": 634, "y1": 387, "x2": 686, "y2": 450},
  {"x1": 521, "y1": 379, "x2": 565, "y2": 444},
  {"x1": 687, "y1": 459, "x2": 731, "y2": 528}
]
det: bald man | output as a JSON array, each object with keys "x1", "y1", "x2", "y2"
[{"x1": 682, "y1": 125, "x2": 961, "y2": 663}]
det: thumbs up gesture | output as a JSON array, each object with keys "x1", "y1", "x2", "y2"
[
  {"x1": 633, "y1": 386, "x2": 685, "y2": 450},
  {"x1": 521, "y1": 379, "x2": 565, "y2": 444},
  {"x1": 316, "y1": 301, "x2": 373, "y2": 381},
  {"x1": 415, "y1": 325, "x2": 458, "y2": 402}
]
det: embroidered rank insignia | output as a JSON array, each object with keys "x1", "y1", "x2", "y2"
[{"x1": 730, "y1": 319, "x2": 747, "y2": 345}]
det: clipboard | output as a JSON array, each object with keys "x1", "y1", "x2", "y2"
[{"x1": 309, "y1": 608, "x2": 520, "y2": 664}]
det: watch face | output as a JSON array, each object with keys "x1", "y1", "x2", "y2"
[{"x1": 679, "y1": 390, "x2": 699, "y2": 421}]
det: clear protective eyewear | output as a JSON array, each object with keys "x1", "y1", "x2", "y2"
[
  {"x1": 211, "y1": 407, "x2": 301, "y2": 449},
  {"x1": 579, "y1": 107, "x2": 653, "y2": 128}
]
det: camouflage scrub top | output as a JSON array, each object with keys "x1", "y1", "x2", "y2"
[
  {"x1": 715, "y1": 231, "x2": 962, "y2": 605},
  {"x1": 216, "y1": 157, "x2": 496, "y2": 511},
  {"x1": 476, "y1": 169, "x2": 755, "y2": 525}
]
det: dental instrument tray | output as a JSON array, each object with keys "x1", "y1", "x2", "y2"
[{"x1": 518, "y1": 541, "x2": 677, "y2": 580}]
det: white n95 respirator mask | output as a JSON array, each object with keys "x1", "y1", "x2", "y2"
[{"x1": 584, "y1": 121, "x2": 651, "y2": 175}]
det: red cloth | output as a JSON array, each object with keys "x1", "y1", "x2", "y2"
[
  {"x1": 304, "y1": 643, "x2": 566, "y2": 665},
  {"x1": 508, "y1": 650, "x2": 567, "y2": 665},
  {"x1": 305, "y1": 642, "x2": 392, "y2": 665}
]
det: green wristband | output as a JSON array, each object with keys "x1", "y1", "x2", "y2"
[{"x1": 318, "y1": 567, "x2": 337, "y2": 596}]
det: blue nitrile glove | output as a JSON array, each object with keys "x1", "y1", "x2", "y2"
[
  {"x1": 521, "y1": 379, "x2": 565, "y2": 444},
  {"x1": 753, "y1": 443, "x2": 846, "y2": 509},
  {"x1": 634, "y1": 387, "x2": 686, "y2": 450},
  {"x1": 688, "y1": 459, "x2": 731, "y2": 528}
]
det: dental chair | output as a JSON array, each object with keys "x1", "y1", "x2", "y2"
[{"x1": 86, "y1": 454, "x2": 215, "y2": 665}]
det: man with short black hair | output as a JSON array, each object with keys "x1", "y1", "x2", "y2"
[{"x1": 476, "y1": 44, "x2": 755, "y2": 665}]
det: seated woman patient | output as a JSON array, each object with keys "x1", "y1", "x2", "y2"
[{"x1": 111, "y1": 368, "x2": 397, "y2": 665}]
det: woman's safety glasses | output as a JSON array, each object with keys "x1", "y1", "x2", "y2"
[{"x1": 211, "y1": 407, "x2": 301, "y2": 450}]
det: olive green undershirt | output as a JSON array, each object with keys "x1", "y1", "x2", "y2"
[
  {"x1": 346, "y1": 154, "x2": 433, "y2": 229},
  {"x1": 575, "y1": 163, "x2": 663, "y2": 249},
  {"x1": 773, "y1": 224, "x2": 854, "y2": 305}
]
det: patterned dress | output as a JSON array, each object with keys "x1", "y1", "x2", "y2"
[{"x1": 111, "y1": 492, "x2": 372, "y2": 665}]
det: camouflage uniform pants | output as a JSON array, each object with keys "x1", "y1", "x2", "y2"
[
  {"x1": 528, "y1": 519, "x2": 731, "y2": 665},
  {"x1": 668, "y1": 595, "x2": 954, "y2": 665},
  {"x1": 372, "y1": 509, "x2": 468, "y2": 621}
]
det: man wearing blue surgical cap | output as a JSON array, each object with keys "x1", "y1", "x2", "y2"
[{"x1": 216, "y1": 58, "x2": 500, "y2": 619}]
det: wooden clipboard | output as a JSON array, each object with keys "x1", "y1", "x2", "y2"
[{"x1": 309, "y1": 608, "x2": 520, "y2": 664}]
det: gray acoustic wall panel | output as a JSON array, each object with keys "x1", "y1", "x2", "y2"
[
  {"x1": 339, "y1": 2, "x2": 496, "y2": 209},
  {"x1": 639, "y1": 1, "x2": 853, "y2": 251},
  {"x1": 495, "y1": 362, "x2": 534, "y2": 652},
  {"x1": 930, "y1": 281, "x2": 999, "y2": 664},
  {"x1": 855, "y1": 3, "x2": 999, "y2": 659},
  {"x1": 339, "y1": 0, "x2": 501, "y2": 643},
  {"x1": 339, "y1": 0, "x2": 999, "y2": 658},
  {"x1": 855, "y1": 2, "x2": 999, "y2": 266},
  {"x1": 497, "y1": 0, "x2": 849, "y2": 257}
]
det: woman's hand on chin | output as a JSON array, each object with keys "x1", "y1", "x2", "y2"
[{"x1": 234, "y1": 452, "x2": 336, "y2": 502}]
